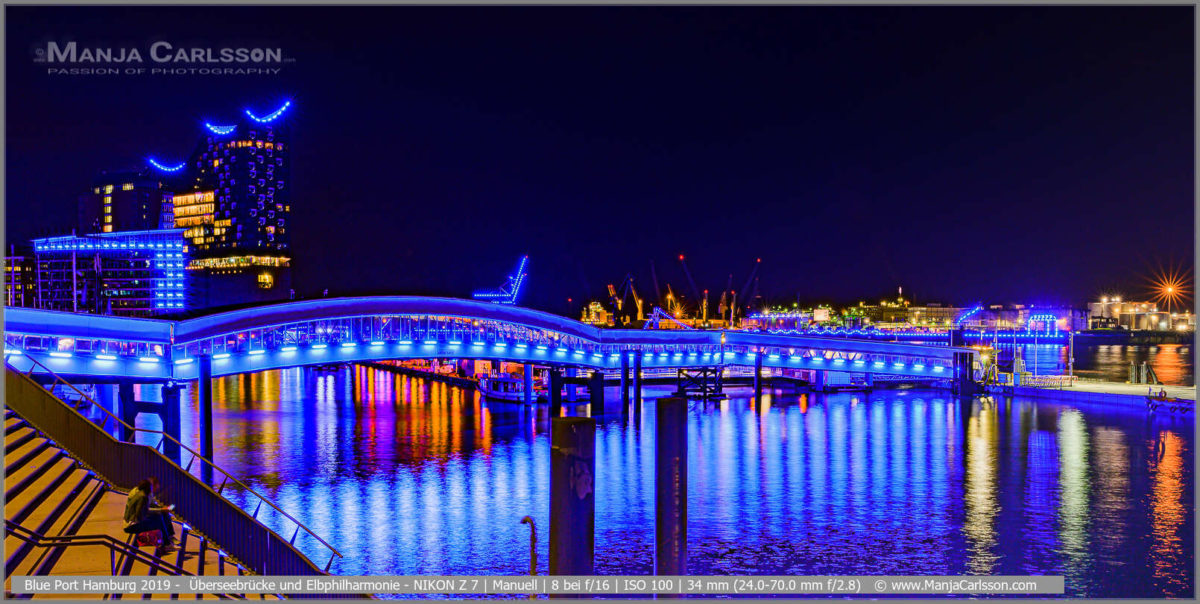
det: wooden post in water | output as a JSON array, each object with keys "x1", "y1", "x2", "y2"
[
  {"x1": 549, "y1": 369, "x2": 563, "y2": 417},
  {"x1": 655, "y1": 396, "x2": 687, "y2": 577},
  {"x1": 524, "y1": 363, "x2": 534, "y2": 405},
  {"x1": 753, "y1": 352, "x2": 764, "y2": 407},
  {"x1": 198, "y1": 354, "x2": 215, "y2": 485},
  {"x1": 589, "y1": 371, "x2": 605, "y2": 415},
  {"x1": 620, "y1": 352, "x2": 630, "y2": 415},
  {"x1": 633, "y1": 354, "x2": 643, "y2": 418},
  {"x1": 549, "y1": 417, "x2": 595, "y2": 576}
]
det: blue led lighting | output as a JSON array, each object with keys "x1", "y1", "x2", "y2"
[
  {"x1": 341, "y1": 342, "x2": 357, "y2": 348},
  {"x1": 97, "y1": 354, "x2": 118, "y2": 361},
  {"x1": 371, "y1": 341, "x2": 386, "y2": 346},
  {"x1": 422, "y1": 340, "x2": 437, "y2": 345},
  {"x1": 311, "y1": 344, "x2": 327, "y2": 350},
  {"x1": 4, "y1": 349, "x2": 23, "y2": 356},
  {"x1": 204, "y1": 122, "x2": 237, "y2": 135},
  {"x1": 248, "y1": 349, "x2": 265, "y2": 356},
  {"x1": 139, "y1": 356, "x2": 160, "y2": 363},
  {"x1": 213, "y1": 352, "x2": 231, "y2": 359},
  {"x1": 147, "y1": 158, "x2": 185, "y2": 172},
  {"x1": 49, "y1": 351, "x2": 72, "y2": 358},
  {"x1": 399, "y1": 340, "x2": 414, "y2": 345},
  {"x1": 245, "y1": 100, "x2": 292, "y2": 123},
  {"x1": 281, "y1": 345, "x2": 298, "y2": 352},
  {"x1": 173, "y1": 357, "x2": 192, "y2": 364}
]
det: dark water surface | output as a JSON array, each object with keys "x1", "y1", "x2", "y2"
[{"x1": 119, "y1": 361, "x2": 1194, "y2": 599}]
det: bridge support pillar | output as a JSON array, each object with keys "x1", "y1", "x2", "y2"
[
  {"x1": 633, "y1": 355, "x2": 643, "y2": 417},
  {"x1": 549, "y1": 417, "x2": 595, "y2": 576},
  {"x1": 864, "y1": 372, "x2": 874, "y2": 391},
  {"x1": 549, "y1": 369, "x2": 563, "y2": 417},
  {"x1": 812, "y1": 370, "x2": 827, "y2": 393},
  {"x1": 117, "y1": 382, "x2": 136, "y2": 442},
  {"x1": 588, "y1": 371, "x2": 605, "y2": 416},
  {"x1": 160, "y1": 383, "x2": 183, "y2": 464},
  {"x1": 566, "y1": 368, "x2": 578, "y2": 402},
  {"x1": 620, "y1": 352, "x2": 630, "y2": 415},
  {"x1": 523, "y1": 364, "x2": 534, "y2": 405},
  {"x1": 952, "y1": 352, "x2": 978, "y2": 396},
  {"x1": 655, "y1": 396, "x2": 687, "y2": 576},
  {"x1": 753, "y1": 353, "x2": 763, "y2": 406},
  {"x1": 198, "y1": 354, "x2": 215, "y2": 485}
]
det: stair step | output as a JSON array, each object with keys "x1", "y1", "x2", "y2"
[
  {"x1": 4, "y1": 454, "x2": 76, "y2": 524},
  {"x1": 5, "y1": 446, "x2": 65, "y2": 501},
  {"x1": 23, "y1": 477, "x2": 108, "y2": 577},
  {"x1": 5, "y1": 426, "x2": 36, "y2": 452},
  {"x1": 5, "y1": 437, "x2": 51, "y2": 475},
  {"x1": 4, "y1": 468, "x2": 90, "y2": 576},
  {"x1": 6, "y1": 416, "x2": 26, "y2": 434}
]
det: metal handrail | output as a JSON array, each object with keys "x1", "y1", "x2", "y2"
[
  {"x1": 5, "y1": 520, "x2": 251, "y2": 599},
  {"x1": 6, "y1": 353, "x2": 343, "y2": 570}
]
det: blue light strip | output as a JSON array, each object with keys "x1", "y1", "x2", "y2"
[
  {"x1": 204, "y1": 122, "x2": 237, "y2": 135},
  {"x1": 147, "y1": 158, "x2": 185, "y2": 172},
  {"x1": 245, "y1": 100, "x2": 292, "y2": 123}
]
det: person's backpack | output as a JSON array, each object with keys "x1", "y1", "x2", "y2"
[{"x1": 135, "y1": 530, "x2": 161, "y2": 547}]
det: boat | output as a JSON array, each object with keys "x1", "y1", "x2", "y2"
[
  {"x1": 1145, "y1": 389, "x2": 1195, "y2": 413},
  {"x1": 479, "y1": 375, "x2": 547, "y2": 403}
]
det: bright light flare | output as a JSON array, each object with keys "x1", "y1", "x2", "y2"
[{"x1": 1145, "y1": 261, "x2": 1192, "y2": 313}]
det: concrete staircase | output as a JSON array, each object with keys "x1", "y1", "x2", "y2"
[{"x1": 4, "y1": 408, "x2": 273, "y2": 600}]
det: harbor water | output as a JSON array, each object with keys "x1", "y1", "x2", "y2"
[{"x1": 112, "y1": 346, "x2": 1193, "y2": 598}]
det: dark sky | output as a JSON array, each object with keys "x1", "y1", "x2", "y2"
[{"x1": 5, "y1": 6, "x2": 1195, "y2": 313}]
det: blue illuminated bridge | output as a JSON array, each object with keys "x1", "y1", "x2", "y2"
[{"x1": 4, "y1": 296, "x2": 977, "y2": 386}]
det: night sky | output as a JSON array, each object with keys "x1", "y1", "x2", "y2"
[{"x1": 5, "y1": 6, "x2": 1194, "y2": 314}]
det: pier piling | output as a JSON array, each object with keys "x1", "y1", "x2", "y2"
[
  {"x1": 655, "y1": 396, "x2": 687, "y2": 577},
  {"x1": 633, "y1": 355, "x2": 643, "y2": 417},
  {"x1": 549, "y1": 369, "x2": 563, "y2": 417},
  {"x1": 160, "y1": 383, "x2": 183, "y2": 464},
  {"x1": 589, "y1": 371, "x2": 605, "y2": 415},
  {"x1": 524, "y1": 363, "x2": 534, "y2": 405},
  {"x1": 620, "y1": 352, "x2": 630, "y2": 415},
  {"x1": 117, "y1": 382, "x2": 136, "y2": 442},
  {"x1": 198, "y1": 354, "x2": 215, "y2": 485},
  {"x1": 753, "y1": 353, "x2": 763, "y2": 406},
  {"x1": 549, "y1": 417, "x2": 595, "y2": 577}
]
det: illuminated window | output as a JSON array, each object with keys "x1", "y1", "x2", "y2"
[
  {"x1": 103, "y1": 196, "x2": 112, "y2": 204},
  {"x1": 103, "y1": 185, "x2": 114, "y2": 194},
  {"x1": 93, "y1": 187, "x2": 100, "y2": 194},
  {"x1": 103, "y1": 225, "x2": 112, "y2": 233},
  {"x1": 104, "y1": 215, "x2": 112, "y2": 224},
  {"x1": 122, "y1": 183, "x2": 134, "y2": 191},
  {"x1": 104, "y1": 206, "x2": 112, "y2": 214},
  {"x1": 257, "y1": 272, "x2": 274, "y2": 289}
]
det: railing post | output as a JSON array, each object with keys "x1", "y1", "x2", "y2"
[{"x1": 633, "y1": 353, "x2": 643, "y2": 418}]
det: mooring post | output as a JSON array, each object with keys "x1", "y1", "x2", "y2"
[
  {"x1": 117, "y1": 382, "x2": 136, "y2": 442},
  {"x1": 549, "y1": 417, "x2": 595, "y2": 576},
  {"x1": 589, "y1": 371, "x2": 605, "y2": 415},
  {"x1": 620, "y1": 352, "x2": 630, "y2": 415},
  {"x1": 633, "y1": 354, "x2": 643, "y2": 417},
  {"x1": 524, "y1": 363, "x2": 534, "y2": 405},
  {"x1": 160, "y1": 383, "x2": 183, "y2": 464},
  {"x1": 198, "y1": 354, "x2": 215, "y2": 485},
  {"x1": 753, "y1": 352, "x2": 764, "y2": 406},
  {"x1": 655, "y1": 396, "x2": 687, "y2": 577},
  {"x1": 549, "y1": 369, "x2": 563, "y2": 417}
]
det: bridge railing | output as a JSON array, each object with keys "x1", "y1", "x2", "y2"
[{"x1": 4, "y1": 354, "x2": 344, "y2": 576}]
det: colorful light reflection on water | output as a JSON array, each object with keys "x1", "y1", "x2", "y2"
[{"x1": 121, "y1": 366, "x2": 1192, "y2": 598}]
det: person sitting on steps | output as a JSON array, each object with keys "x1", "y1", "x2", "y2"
[{"x1": 123, "y1": 478, "x2": 177, "y2": 557}]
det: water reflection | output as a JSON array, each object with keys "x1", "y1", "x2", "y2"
[{"x1": 113, "y1": 366, "x2": 1195, "y2": 598}]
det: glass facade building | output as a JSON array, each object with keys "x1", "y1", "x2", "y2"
[{"x1": 32, "y1": 229, "x2": 189, "y2": 317}]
